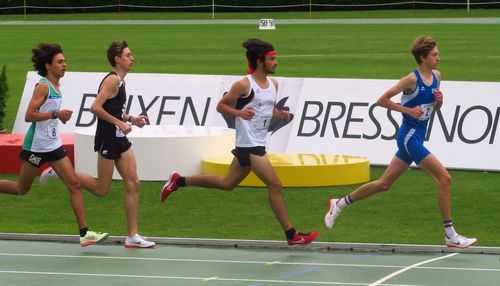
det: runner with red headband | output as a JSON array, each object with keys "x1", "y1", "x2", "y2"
[{"x1": 160, "y1": 38, "x2": 319, "y2": 246}]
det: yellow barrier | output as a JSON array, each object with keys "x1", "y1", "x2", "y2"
[{"x1": 203, "y1": 153, "x2": 370, "y2": 187}]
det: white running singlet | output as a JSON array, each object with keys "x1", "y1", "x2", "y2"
[{"x1": 234, "y1": 75, "x2": 277, "y2": 147}]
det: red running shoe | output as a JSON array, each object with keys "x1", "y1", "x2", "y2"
[
  {"x1": 287, "y1": 231, "x2": 319, "y2": 246},
  {"x1": 161, "y1": 171, "x2": 180, "y2": 203}
]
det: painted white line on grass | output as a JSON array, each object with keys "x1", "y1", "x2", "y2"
[
  {"x1": 369, "y1": 253, "x2": 459, "y2": 286},
  {"x1": 278, "y1": 53, "x2": 401, "y2": 58},
  {"x1": 0, "y1": 21, "x2": 22, "y2": 25}
]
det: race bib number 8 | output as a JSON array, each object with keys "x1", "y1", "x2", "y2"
[{"x1": 47, "y1": 125, "x2": 58, "y2": 139}]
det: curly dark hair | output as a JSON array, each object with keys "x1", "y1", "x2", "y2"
[{"x1": 31, "y1": 43, "x2": 63, "y2": 77}]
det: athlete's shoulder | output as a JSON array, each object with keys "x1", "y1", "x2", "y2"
[
  {"x1": 100, "y1": 73, "x2": 120, "y2": 93},
  {"x1": 232, "y1": 76, "x2": 251, "y2": 92},
  {"x1": 34, "y1": 80, "x2": 50, "y2": 94},
  {"x1": 432, "y1": 69, "x2": 441, "y2": 81},
  {"x1": 103, "y1": 72, "x2": 120, "y2": 85},
  {"x1": 269, "y1": 77, "x2": 279, "y2": 89},
  {"x1": 401, "y1": 71, "x2": 418, "y2": 85}
]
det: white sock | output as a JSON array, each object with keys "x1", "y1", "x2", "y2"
[
  {"x1": 443, "y1": 220, "x2": 458, "y2": 238},
  {"x1": 336, "y1": 194, "x2": 353, "y2": 210}
]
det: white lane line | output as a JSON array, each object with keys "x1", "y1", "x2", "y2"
[
  {"x1": 202, "y1": 276, "x2": 219, "y2": 281},
  {"x1": 369, "y1": 253, "x2": 459, "y2": 286},
  {"x1": 0, "y1": 252, "x2": 402, "y2": 268},
  {"x1": 0, "y1": 271, "x2": 199, "y2": 281},
  {"x1": 0, "y1": 270, "x2": 371, "y2": 285},
  {"x1": 418, "y1": 266, "x2": 500, "y2": 272},
  {"x1": 2, "y1": 252, "x2": 497, "y2": 273}
]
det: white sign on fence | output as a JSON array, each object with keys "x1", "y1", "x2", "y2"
[{"x1": 259, "y1": 18, "x2": 276, "y2": 30}]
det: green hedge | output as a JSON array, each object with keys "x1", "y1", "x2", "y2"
[{"x1": 0, "y1": 66, "x2": 8, "y2": 132}]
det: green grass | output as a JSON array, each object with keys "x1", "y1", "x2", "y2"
[
  {"x1": 1, "y1": 22, "x2": 499, "y2": 132},
  {"x1": 0, "y1": 167, "x2": 498, "y2": 246},
  {"x1": 0, "y1": 11, "x2": 499, "y2": 246}
]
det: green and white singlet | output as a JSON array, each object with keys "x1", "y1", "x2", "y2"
[{"x1": 22, "y1": 77, "x2": 62, "y2": 152}]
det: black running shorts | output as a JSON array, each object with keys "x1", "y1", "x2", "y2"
[
  {"x1": 19, "y1": 146, "x2": 68, "y2": 168},
  {"x1": 94, "y1": 136, "x2": 132, "y2": 160},
  {"x1": 231, "y1": 146, "x2": 266, "y2": 167}
]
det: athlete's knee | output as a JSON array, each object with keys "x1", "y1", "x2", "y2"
[
  {"x1": 66, "y1": 178, "x2": 81, "y2": 192},
  {"x1": 94, "y1": 181, "x2": 111, "y2": 197},
  {"x1": 267, "y1": 180, "x2": 283, "y2": 194},
  {"x1": 17, "y1": 186, "x2": 31, "y2": 196},
  {"x1": 376, "y1": 180, "x2": 392, "y2": 192},
  {"x1": 93, "y1": 188, "x2": 109, "y2": 197},
  {"x1": 13, "y1": 180, "x2": 33, "y2": 195},
  {"x1": 220, "y1": 181, "x2": 237, "y2": 191},
  {"x1": 438, "y1": 172, "x2": 452, "y2": 188},
  {"x1": 125, "y1": 178, "x2": 140, "y2": 193}
]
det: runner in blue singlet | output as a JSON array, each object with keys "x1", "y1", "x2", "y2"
[{"x1": 325, "y1": 36, "x2": 477, "y2": 249}]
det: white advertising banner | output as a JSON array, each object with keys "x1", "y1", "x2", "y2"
[
  {"x1": 14, "y1": 72, "x2": 500, "y2": 171},
  {"x1": 14, "y1": 72, "x2": 225, "y2": 134},
  {"x1": 286, "y1": 78, "x2": 500, "y2": 170}
]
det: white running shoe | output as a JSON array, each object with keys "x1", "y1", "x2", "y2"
[
  {"x1": 324, "y1": 198, "x2": 341, "y2": 229},
  {"x1": 125, "y1": 234, "x2": 156, "y2": 248},
  {"x1": 40, "y1": 167, "x2": 59, "y2": 185},
  {"x1": 445, "y1": 234, "x2": 477, "y2": 248}
]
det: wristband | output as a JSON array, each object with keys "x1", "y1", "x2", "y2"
[{"x1": 51, "y1": 110, "x2": 58, "y2": 119}]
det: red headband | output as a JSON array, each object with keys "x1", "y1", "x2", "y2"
[
  {"x1": 262, "y1": 50, "x2": 276, "y2": 57},
  {"x1": 247, "y1": 50, "x2": 276, "y2": 74}
]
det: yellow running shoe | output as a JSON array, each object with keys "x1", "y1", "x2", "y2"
[{"x1": 80, "y1": 231, "x2": 109, "y2": 247}]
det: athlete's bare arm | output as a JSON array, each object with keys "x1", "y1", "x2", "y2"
[
  {"x1": 377, "y1": 73, "x2": 424, "y2": 119},
  {"x1": 433, "y1": 70, "x2": 443, "y2": 111},
  {"x1": 90, "y1": 75, "x2": 131, "y2": 134},
  {"x1": 217, "y1": 78, "x2": 255, "y2": 120},
  {"x1": 25, "y1": 83, "x2": 72, "y2": 124}
]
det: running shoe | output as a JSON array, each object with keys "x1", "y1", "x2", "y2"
[
  {"x1": 161, "y1": 171, "x2": 180, "y2": 203},
  {"x1": 80, "y1": 231, "x2": 109, "y2": 247},
  {"x1": 125, "y1": 234, "x2": 156, "y2": 248},
  {"x1": 287, "y1": 231, "x2": 319, "y2": 246},
  {"x1": 445, "y1": 234, "x2": 477, "y2": 248},
  {"x1": 324, "y1": 198, "x2": 341, "y2": 229},
  {"x1": 40, "y1": 167, "x2": 59, "y2": 185}
]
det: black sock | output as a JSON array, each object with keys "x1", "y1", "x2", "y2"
[
  {"x1": 285, "y1": 227, "x2": 296, "y2": 240},
  {"x1": 80, "y1": 227, "x2": 88, "y2": 237},
  {"x1": 177, "y1": 176, "x2": 186, "y2": 187}
]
